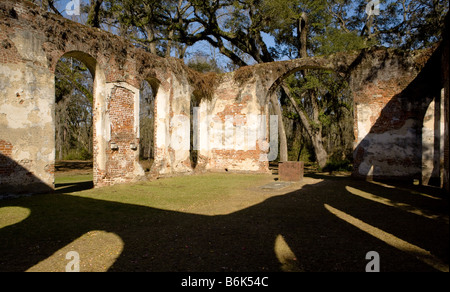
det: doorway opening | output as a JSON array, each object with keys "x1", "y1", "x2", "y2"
[
  {"x1": 54, "y1": 54, "x2": 95, "y2": 192},
  {"x1": 138, "y1": 78, "x2": 157, "y2": 173}
]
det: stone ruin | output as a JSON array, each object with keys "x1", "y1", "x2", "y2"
[{"x1": 1, "y1": 0, "x2": 448, "y2": 195}]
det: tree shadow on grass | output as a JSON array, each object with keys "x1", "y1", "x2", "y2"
[
  {"x1": 54, "y1": 180, "x2": 94, "y2": 194},
  {"x1": 0, "y1": 169, "x2": 448, "y2": 272}
]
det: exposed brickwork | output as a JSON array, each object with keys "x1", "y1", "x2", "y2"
[
  {"x1": 209, "y1": 88, "x2": 267, "y2": 172},
  {"x1": 0, "y1": 0, "x2": 198, "y2": 190},
  {"x1": 92, "y1": 86, "x2": 140, "y2": 187},
  {"x1": 279, "y1": 161, "x2": 304, "y2": 182},
  {"x1": 106, "y1": 86, "x2": 137, "y2": 184},
  {"x1": 351, "y1": 46, "x2": 444, "y2": 182},
  {"x1": 0, "y1": 140, "x2": 14, "y2": 176}
]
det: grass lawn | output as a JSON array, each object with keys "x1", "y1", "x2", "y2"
[
  {"x1": 1, "y1": 172, "x2": 448, "y2": 272},
  {"x1": 62, "y1": 173, "x2": 282, "y2": 215}
]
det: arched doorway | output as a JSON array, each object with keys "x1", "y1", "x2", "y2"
[
  {"x1": 266, "y1": 67, "x2": 354, "y2": 174},
  {"x1": 139, "y1": 78, "x2": 157, "y2": 174},
  {"x1": 422, "y1": 88, "x2": 445, "y2": 187},
  {"x1": 54, "y1": 51, "x2": 104, "y2": 191}
]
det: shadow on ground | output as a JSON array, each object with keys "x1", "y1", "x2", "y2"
[
  {"x1": 54, "y1": 181, "x2": 94, "y2": 194},
  {"x1": 0, "y1": 174, "x2": 448, "y2": 272}
]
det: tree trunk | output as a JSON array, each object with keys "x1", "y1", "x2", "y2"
[
  {"x1": 281, "y1": 84, "x2": 328, "y2": 168},
  {"x1": 145, "y1": 26, "x2": 158, "y2": 55},
  {"x1": 290, "y1": 13, "x2": 328, "y2": 168},
  {"x1": 86, "y1": 0, "x2": 103, "y2": 28},
  {"x1": 297, "y1": 12, "x2": 308, "y2": 59},
  {"x1": 270, "y1": 93, "x2": 288, "y2": 162},
  {"x1": 310, "y1": 132, "x2": 328, "y2": 169},
  {"x1": 166, "y1": 30, "x2": 174, "y2": 58}
]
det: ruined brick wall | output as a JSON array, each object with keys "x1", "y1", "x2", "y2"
[
  {"x1": 0, "y1": 0, "x2": 141, "y2": 192},
  {"x1": 253, "y1": 47, "x2": 442, "y2": 184},
  {"x1": 149, "y1": 72, "x2": 193, "y2": 177},
  {"x1": 203, "y1": 52, "x2": 363, "y2": 174},
  {"x1": 0, "y1": 140, "x2": 13, "y2": 177},
  {"x1": 0, "y1": 138, "x2": 53, "y2": 194},
  {"x1": 196, "y1": 73, "x2": 270, "y2": 173},
  {"x1": 210, "y1": 47, "x2": 442, "y2": 184},
  {"x1": 0, "y1": 1, "x2": 56, "y2": 193},
  {"x1": 351, "y1": 48, "x2": 442, "y2": 182},
  {"x1": 0, "y1": 0, "x2": 195, "y2": 194},
  {"x1": 1, "y1": 0, "x2": 446, "y2": 196},
  {"x1": 96, "y1": 85, "x2": 140, "y2": 187}
]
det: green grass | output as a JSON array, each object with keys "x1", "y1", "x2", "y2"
[
  {"x1": 1, "y1": 173, "x2": 448, "y2": 272},
  {"x1": 55, "y1": 173, "x2": 93, "y2": 184},
  {"x1": 58, "y1": 173, "x2": 275, "y2": 215},
  {"x1": 1, "y1": 172, "x2": 282, "y2": 272}
]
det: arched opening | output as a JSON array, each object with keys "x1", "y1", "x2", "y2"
[
  {"x1": 268, "y1": 67, "x2": 354, "y2": 174},
  {"x1": 54, "y1": 51, "x2": 98, "y2": 191},
  {"x1": 138, "y1": 78, "x2": 158, "y2": 173},
  {"x1": 190, "y1": 95, "x2": 200, "y2": 170},
  {"x1": 421, "y1": 88, "x2": 445, "y2": 187}
]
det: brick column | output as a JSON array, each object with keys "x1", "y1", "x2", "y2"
[{"x1": 94, "y1": 83, "x2": 144, "y2": 187}]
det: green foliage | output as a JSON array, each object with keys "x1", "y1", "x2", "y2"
[
  {"x1": 186, "y1": 52, "x2": 223, "y2": 73},
  {"x1": 55, "y1": 57, "x2": 94, "y2": 161},
  {"x1": 321, "y1": 144, "x2": 354, "y2": 173},
  {"x1": 371, "y1": 0, "x2": 449, "y2": 49},
  {"x1": 313, "y1": 29, "x2": 372, "y2": 56},
  {"x1": 139, "y1": 80, "x2": 155, "y2": 160},
  {"x1": 62, "y1": 148, "x2": 93, "y2": 161},
  {"x1": 322, "y1": 158, "x2": 353, "y2": 173}
]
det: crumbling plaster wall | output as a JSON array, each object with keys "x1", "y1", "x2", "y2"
[
  {"x1": 249, "y1": 46, "x2": 445, "y2": 185},
  {"x1": 150, "y1": 70, "x2": 193, "y2": 177},
  {"x1": 202, "y1": 51, "x2": 365, "y2": 174},
  {"x1": 422, "y1": 93, "x2": 445, "y2": 186},
  {"x1": 0, "y1": 7, "x2": 56, "y2": 193},
  {"x1": 0, "y1": 0, "x2": 196, "y2": 193},
  {"x1": 195, "y1": 72, "x2": 270, "y2": 173},
  {"x1": 351, "y1": 49, "x2": 428, "y2": 181},
  {"x1": 350, "y1": 47, "x2": 445, "y2": 184}
]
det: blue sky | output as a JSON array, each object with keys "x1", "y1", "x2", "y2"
[{"x1": 55, "y1": 0, "x2": 84, "y2": 16}]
